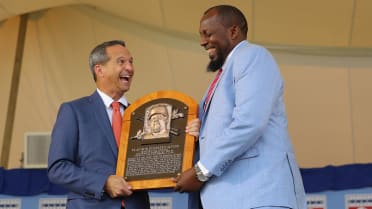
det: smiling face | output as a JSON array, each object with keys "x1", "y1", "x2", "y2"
[
  {"x1": 95, "y1": 44, "x2": 134, "y2": 100},
  {"x1": 199, "y1": 9, "x2": 234, "y2": 72}
]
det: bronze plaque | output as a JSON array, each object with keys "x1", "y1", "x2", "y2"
[{"x1": 116, "y1": 91, "x2": 198, "y2": 190}]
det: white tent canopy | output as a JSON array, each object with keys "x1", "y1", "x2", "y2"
[{"x1": 1, "y1": 0, "x2": 372, "y2": 50}]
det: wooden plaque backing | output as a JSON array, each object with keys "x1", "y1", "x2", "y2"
[{"x1": 116, "y1": 90, "x2": 198, "y2": 190}]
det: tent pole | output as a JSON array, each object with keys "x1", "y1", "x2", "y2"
[{"x1": 1, "y1": 14, "x2": 28, "y2": 168}]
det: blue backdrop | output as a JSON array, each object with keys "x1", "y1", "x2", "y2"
[{"x1": 1, "y1": 163, "x2": 372, "y2": 209}]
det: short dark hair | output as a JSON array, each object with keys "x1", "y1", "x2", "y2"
[
  {"x1": 204, "y1": 5, "x2": 248, "y2": 37},
  {"x1": 88, "y1": 40, "x2": 126, "y2": 81}
]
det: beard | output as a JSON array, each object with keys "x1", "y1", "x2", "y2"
[{"x1": 207, "y1": 50, "x2": 224, "y2": 72}]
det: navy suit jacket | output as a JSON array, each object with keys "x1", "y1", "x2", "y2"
[{"x1": 48, "y1": 91, "x2": 150, "y2": 209}]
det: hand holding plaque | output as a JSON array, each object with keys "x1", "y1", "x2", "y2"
[{"x1": 116, "y1": 90, "x2": 198, "y2": 190}]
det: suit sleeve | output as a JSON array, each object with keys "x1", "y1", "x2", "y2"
[{"x1": 47, "y1": 103, "x2": 108, "y2": 199}]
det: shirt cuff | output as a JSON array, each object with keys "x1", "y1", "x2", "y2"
[{"x1": 197, "y1": 161, "x2": 211, "y2": 177}]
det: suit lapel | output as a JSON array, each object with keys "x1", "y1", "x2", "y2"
[
  {"x1": 201, "y1": 70, "x2": 224, "y2": 122},
  {"x1": 90, "y1": 91, "x2": 118, "y2": 156},
  {"x1": 201, "y1": 42, "x2": 246, "y2": 129}
]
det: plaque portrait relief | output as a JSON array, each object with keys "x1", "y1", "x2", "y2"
[
  {"x1": 144, "y1": 103, "x2": 171, "y2": 140},
  {"x1": 116, "y1": 91, "x2": 197, "y2": 190},
  {"x1": 131, "y1": 103, "x2": 186, "y2": 143}
]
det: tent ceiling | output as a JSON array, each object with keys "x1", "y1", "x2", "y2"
[{"x1": 0, "y1": 0, "x2": 371, "y2": 48}]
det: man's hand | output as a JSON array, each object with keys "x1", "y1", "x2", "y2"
[
  {"x1": 172, "y1": 167, "x2": 203, "y2": 193},
  {"x1": 104, "y1": 175, "x2": 133, "y2": 198},
  {"x1": 186, "y1": 118, "x2": 200, "y2": 139}
]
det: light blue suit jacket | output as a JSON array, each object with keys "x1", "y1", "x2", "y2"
[
  {"x1": 198, "y1": 41, "x2": 306, "y2": 209},
  {"x1": 48, "y1": 91, "x2": 150, "y2": 209}
]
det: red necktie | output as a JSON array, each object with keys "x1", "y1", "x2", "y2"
[
  {"x1": 111, "y1": 101, "x2": 122, "y2": 147},
  {"x1": 111, "y1": 101, "x2": 125, "y2": 207},
  {"x1": 204, "y1": 69, "x2": 222, "y2": 111}
]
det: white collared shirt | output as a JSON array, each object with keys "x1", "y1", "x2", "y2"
[{"x1": 96, "y1": 88, "x2": 128, "y2": 124}]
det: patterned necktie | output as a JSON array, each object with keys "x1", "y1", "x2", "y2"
[
  {"x1": 111, "y1": 101, "x2": 122, "y2": 147},
  {"x1": 204, "y1": 68, "x2": 222, "y2": 111}
]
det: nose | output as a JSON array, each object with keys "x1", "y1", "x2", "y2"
[
  {"x1": 125, "y1": 62, "x2": 134, "y2": 73},
  {"x1": 200, "y1": 35, "x2": 207, "y2": 48}
]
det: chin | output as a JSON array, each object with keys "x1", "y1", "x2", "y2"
[
  {"x1": 207, "y1": 60, "x2": 222, "y2": 72},
  {"x1": 120, "y1": 86, "x2": 130, "y2": 93}
]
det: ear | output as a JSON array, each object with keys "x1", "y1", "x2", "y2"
[
  {"x1": 94, "y1": 64, "x2": 104, "y2": 78},
  {"x1": 229, "y1": 25, "x2": 240, "y2": 40}
]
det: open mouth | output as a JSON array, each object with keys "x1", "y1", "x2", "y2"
[{"x1": 120, "y1": 75, "x2": 130, "y2": 82}]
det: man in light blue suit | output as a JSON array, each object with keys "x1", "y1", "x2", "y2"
[
  {"x1": 47, "y1": 40, "x2": 150, "y2": 209},
  {"x1": 174, "y1": 5, "x2": 306, "y2": 209}
]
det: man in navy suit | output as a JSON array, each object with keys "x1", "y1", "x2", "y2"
[
  {"x1": 48, "y1": 40, "x2": 200, "y2": 209},
  {"x1": 174, "y1": 5, "x2": 306, "y2": 209}
]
